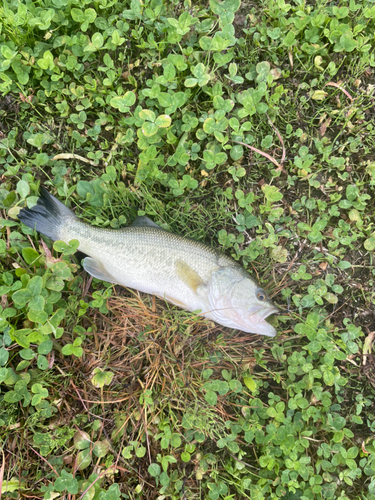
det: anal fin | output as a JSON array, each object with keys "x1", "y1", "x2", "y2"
[
  {"x1": 82, "y1": 257, "x2": 117, "y2": 284},
  {"x1": 153, "y1": 293, "x2": 188, "y2": 309}
]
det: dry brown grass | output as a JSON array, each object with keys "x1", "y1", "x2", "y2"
[{"x1": 41, "y1": 290, "x2": 279, "y2": 497}]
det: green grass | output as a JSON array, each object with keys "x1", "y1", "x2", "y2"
[{"x1": 1, "y1": 0, "x2": 375, "y2": 498}]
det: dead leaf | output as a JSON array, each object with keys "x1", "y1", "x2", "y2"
[
  {"x1": 19, "y1": 93, "x2": 33, "y2": 103},
  {"x1": 319, "y1": 117, "x2": 331, "y2": 137},
  {"x1": 288, "y1": 51, "x2": 293, "y2": 69},
  {"x1": 52, "y1": 153, "x2": 97, "y2": 166},
  {"x1": 270, "y1": 68, "x2": 282, "y2": 80}
]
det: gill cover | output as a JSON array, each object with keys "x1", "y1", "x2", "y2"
[{"x1": 207, "y1": 267, "x2": 278, "y2": 337}]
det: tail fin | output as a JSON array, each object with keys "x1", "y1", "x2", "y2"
[{"x1": 18, "y1": 187, "x2": 76, "y2": 241}]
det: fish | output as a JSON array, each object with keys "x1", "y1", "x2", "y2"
[{"x1": 18, "y1": 187, "x2": 279, "y2": 337}]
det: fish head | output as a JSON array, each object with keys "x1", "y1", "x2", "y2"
[{"x1": 206, "y1": 267, "x2": 279, "y2": 337}]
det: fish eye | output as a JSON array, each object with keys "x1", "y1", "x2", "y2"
[{"x1": 257, "y1": 290, "x2": 266, "y2": 301}]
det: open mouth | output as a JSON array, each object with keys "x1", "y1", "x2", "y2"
[
  {"x1": 246, "y1": 305, "x2": 279, "y2": 337},
  {"x1": 258, "y1": 305, "x2": 280, "y2": 322},
  {"x1": 204, "y1": 304, "x2": 280, "y2": 337},
  {"x1": 248, "y1": 304, "x2": 279, "y2": 321}
]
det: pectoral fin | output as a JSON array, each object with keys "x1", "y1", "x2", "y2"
[
  {"x1": 175, "y1": 259, "x2": 205, "y2": 294},
  {"x1": 82, "y1": 257, "x2": 117, "y2": 284}
]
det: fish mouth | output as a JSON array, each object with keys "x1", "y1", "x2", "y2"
[
  {"x1": 246, "y1": 305, "x2": 279, "y2": 337},
  {"x1": 206, "y1": 304, "x2": 279, "y2": 337},
  {"x1": 248, "y1": 304, "x2": 279, "y2": 320},
  {"x1": 258, "y1": 305, "x2": 280, "y2": 322}
]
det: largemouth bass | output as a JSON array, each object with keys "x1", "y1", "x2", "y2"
[{"x1": 19, "y1": 188, "x2": 278, "y2": 336}]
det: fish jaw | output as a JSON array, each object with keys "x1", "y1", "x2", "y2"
[
  {"x1": 245, "y1": 305, "x2": 279, "y2": 336},
  {"x1": 204, "y1": 304, "x2": 278, "y2": 337}
]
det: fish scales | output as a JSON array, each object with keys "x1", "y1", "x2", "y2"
[
  {"x1": 18, "y1": 188, "x2": 278, "y2": 336},
  {"x1": 61, "y1": 223, "x2": 239, "y2": 308}
]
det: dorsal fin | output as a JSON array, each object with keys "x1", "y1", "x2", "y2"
[{"x1": 131, "y1": 216, "x2": 164, "y2": 229}]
